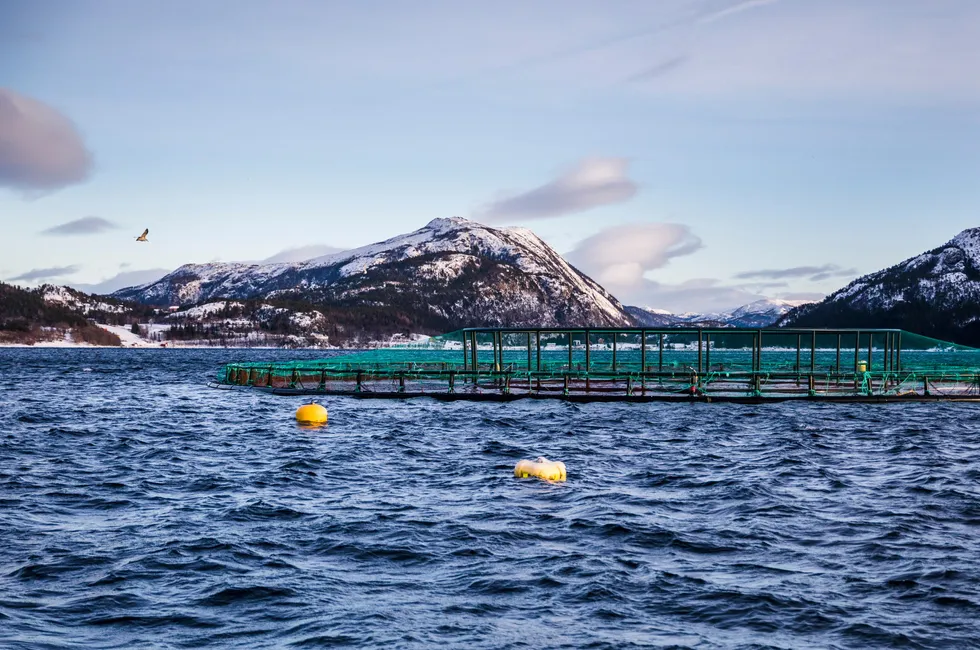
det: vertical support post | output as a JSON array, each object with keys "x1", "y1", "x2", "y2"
[
  {"x1": 612, "y1": 333, "x2": 618, "y2": 372},
  {"x1": 836, "y1": 334, "x2": 841, "y2": 374},
  {"x1": 494, "y1": 331, "x2": 501, "y2": 373},
  {"x1": 883, "y1": 332, "x2": 888, "y2": 374},
  {"x1": 502, "y1": 331, "x2": 508, "y2": 371},
  {"x1": 489, "y1": 331, "x2": 495, "y2": 374},
  {"x1": 758, "y1": 330, "x2": 764, "y2": 373},
  {"x1": 354, "y1": 370, "x2": 362, "y2": 393},
  {"x1": 640, "y1": 331, "x2": 646, "y2": 372},
  {"x1": 854, "y1": 331, "x2": 861, "y2": 373},
  {"x1": 640, "y1": 331, "x2": 647, "y2": 395},
  {"x1": 535, "y1": 331, "x2": 541, "y2": 371},
  {"x1": 492, "y1": 331, "x2": 498, "y2": 372},
  {"x1": 854, "y1": 331, "x2": 861, "y2": 391},
  {"x1": 462, "y1": 331, "x2": 468, "y2": 372},
  {"x1": 883, "y1": 332, "x2": 889, "y2": 388},
  {"x1": 889, "y1": 332, "x2": 894, "y2": 372},
  {"x1": 868, "y1": 332, "x2": 873, "y2": 373},
  {"x1": 471, "y1": 331, "x2": 478, "y2": 382},
  {"x1": 526, "y1": 332, "x2": 532, "y2": 371},
  {"x1": 890, "y1": 332, "x2": 896, "y2": 373},
  {"x1": 897, "y1": 331, "x2": 902, "y2": 372},
  {"x1": 884, "y1": 332, "x2": 892, "y2": 372},
  {"x1": 658, "y1": 333, "x2": 664, "y2": 372},
  {"x1": 796, "y1": 334, "x2": 801, "y2": 373},
  {"x1": 810, "y1": 331, "x2": 816, "y2": 375},
  {"x1": 585, "y1": 330, "x2": 591, "y2": 372},
  {"x1": 585, "y1": 330, "x2": 591, "y2": 393},
  {"x1": 705, "y1": 333, "x2": 711, "y2": 371},
  {"x1": 568, "y1": 331, "x2": 573, "y2": 371},
  {"x1": 697, "y1": 329, "x2": 703, "y2": 374}
]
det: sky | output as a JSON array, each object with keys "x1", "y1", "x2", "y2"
[{"x1": 1, "y1": 0, "x2": 979, "y2": 312}]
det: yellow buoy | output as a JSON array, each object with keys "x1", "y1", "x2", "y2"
[
  {"x1": 857, "y1": 361, "x2": 868, "y2": 373},
  {"x1": 295, "y1": 402, "x2": 328, "y2": 425},
  {"x1": 514, "y1": 456, "x2": 567, "y2": 482}
]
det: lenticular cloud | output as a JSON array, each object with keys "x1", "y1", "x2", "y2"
[
  {"x1": 478, "y1": 158, "x2": 638, "y2": 222},
  {"x1": 0, "y1": 88, "x2": 93, "y2": 193}
]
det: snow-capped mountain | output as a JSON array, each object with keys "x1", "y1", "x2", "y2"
[
  {"x1": 113, "y1": 217, "x2": 632, "y2": 331},
  {"x1": 624, "y1": 306, "x2": 684, "y2": 327},
  {"x1": 627, "y1": 298, "x2": 812, "y2": 328},
  {"x1": 41, "y1": 285, "x2": 130, "y2": 316},
  {"x1": 779, "y1": 228, "x2": 980, "y2": 345},
  {"x1": 724, "y1": 298, "x2": 814, "y2": 327}
]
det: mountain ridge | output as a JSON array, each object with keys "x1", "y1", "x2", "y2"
[
  {"x1": 628, "y1": 298, "x2": 812, "y2": 328},
  {"x1": 113, "y1": 217, "x2": 633, "y2": 336},
  {"x1": 779, "y1": 227, "x2": 980, "y2": 345}
]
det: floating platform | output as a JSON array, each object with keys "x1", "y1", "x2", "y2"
[{"x1": 217, "y1": 327, "x2": 980, "y2": 402}]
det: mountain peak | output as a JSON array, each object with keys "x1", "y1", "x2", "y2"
[
  {"x1": 951, "y1": 226, "x2": 980, "y2": 242},
  {"x1": 424, "y1": 216, "x2": 471, "y2": 231},
  {"x1": 949, "y1": 227, "x2": 980, "y2": 263}
]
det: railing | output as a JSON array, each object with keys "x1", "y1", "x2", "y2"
[{"x1": 217, "y1": 327, "x2": 980, "y2": 402}]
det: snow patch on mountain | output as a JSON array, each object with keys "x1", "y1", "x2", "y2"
[{"x1": 42, "y1": 285, "x2": 128, "y2": 315}]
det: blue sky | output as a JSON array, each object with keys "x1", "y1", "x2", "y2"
[{"x1": 1, "y1": 0, "x2": 978, "y2": 312}]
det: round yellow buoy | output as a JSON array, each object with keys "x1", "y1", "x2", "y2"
[
  {"x1": 857, "y1": 361, "x2": 868, "y2": 373},
  {"x1": 514, "y1": 456, "x2": 566, "y2": 482},
  {"x1": 295, "y1": 402, "x2": 328, "y2": 426}
]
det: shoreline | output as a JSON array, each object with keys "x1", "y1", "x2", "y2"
[{"x1": 0, "y1": 342, "x2": 338, "y2": 350}]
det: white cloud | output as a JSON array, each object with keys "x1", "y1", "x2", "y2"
[
  {"x1": 633, "y1": 278, "x2": 765, "y2": 314},
  {"x1": 778, "y1": 291, "x2": 826, "y2": 302},
  {"x1": 477, "y1": 158, "x2": 638, "y2": 223},
  {"x1": 8, "y1": 265, "x2": 81, "y2": 283},
  {"x1": 697, "y1": 0, "x2": 782, "y2": 24},
  {"x1": 0, "y1": 88, "x2": 93, "y2": 193},
  {"x1": 261, "y1": 245, "x2": 347, "y2": 264},
  {"x1": 40, "y1": 216, "x2": 119, "y2": 236},
  {"x1": 562, "y1": 222, "x2": 830, "y2": 312},
  {"x1": 734, "y1": 264, "x2": 857, "y2": 282},
  {"x1": 565, "y1": 222, "x2": 702, "y2": 287},
  {"x1": 70, "y1": 269, "x2": 170, "y2": 294},
  {"x1": 625, "y1": 1, "x2": 980, "y2": 99}
]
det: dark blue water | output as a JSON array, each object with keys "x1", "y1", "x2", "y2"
[{"x1": 2, "y1": 349, "x2": 980, "y2": 648}]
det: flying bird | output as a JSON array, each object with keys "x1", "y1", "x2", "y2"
[{"x1": 136, "y1": 228, "x2": 149, "y2": 242}]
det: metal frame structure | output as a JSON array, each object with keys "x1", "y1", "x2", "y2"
[{"x1": 217, "y1": 327, "x2": 980, "y2": 402}]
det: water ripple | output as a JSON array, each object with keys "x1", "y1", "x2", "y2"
[{"x1": 1, "y1": 348, "x2": 980, "y2": 648}]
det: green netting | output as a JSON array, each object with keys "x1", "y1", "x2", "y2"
[
  {"x1": 223, "y1": 328, "x2": 980, "y2": 377},
  {"x1": 218, "y1": 328, "x2": 980, "y2": 400}
]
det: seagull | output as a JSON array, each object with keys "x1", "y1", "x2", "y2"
[{"x1": 136, "y1": 228, "x2": 149, "y2": 242}]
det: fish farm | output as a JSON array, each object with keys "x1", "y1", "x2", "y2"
[{"x1": 216, "y1": 327, "x2": 980, "y2": 402}]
